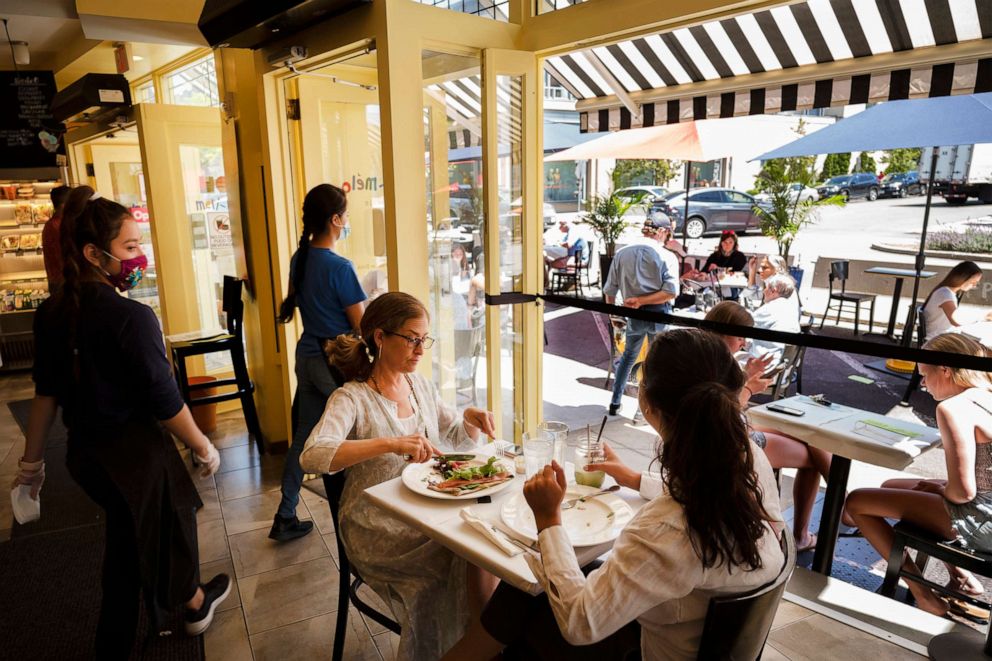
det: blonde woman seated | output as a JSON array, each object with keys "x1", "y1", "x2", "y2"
[
  {"x1": 705, "y1": 301, "x2": 832, "y2": 552},
  {"x1": 845, "y1": 334, "x2": 992, "y2": 615},
  {"x1": 299, "y1": 292, "x2": 497, "y2": 660}
]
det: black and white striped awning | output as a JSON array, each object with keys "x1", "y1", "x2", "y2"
[
  {"x1": 542, "y1": 0, "x2": 992, "y2": 132},
  {"x1": 426, "y1": 75, "x2": 523, "y2": 150}
]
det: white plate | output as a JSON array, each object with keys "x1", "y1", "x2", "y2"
[
  {"x1": 500, "y1": 484, "x2": 634, "y2": 547},
  {"x1": 401, "y1": 454, "x2": 517, "y2": 501}
]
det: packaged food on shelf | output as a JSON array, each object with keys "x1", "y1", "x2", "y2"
[
  {"x1": 1, "y1": 185, "x2": 17, "y2": 200},
  {"x1": 32, "y1": 203, "x2": 54, "y2": 223},
  {"x1": 17, "y1": 184, "x2": 34, "y2": 199},
  {"x1": 2, "y1": 235, "x2": 20, "y2": 252},
  {"x1": 14, "y1": 203, "x2": 32, "y2": 223},
  {"x1": 19, "y1": 234, "x2": 40, "y2": 250}
]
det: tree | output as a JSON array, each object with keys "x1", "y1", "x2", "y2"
[
  {"x1": 820, "y1": 152, "x2": 851, "y2": 180},
  {"x1": 578, "y1": 193, "x2": 646, "y2": 257},
  {"x1": 610, "y1": 159, "x2": 681, "y2": 190},
  {"x1": 884, "y1": 148, "x2": 923, "y2": 174},
  {"x1": 753, "y1": 172, "x2": 845, "y2": 259},
  {"x1": 856, "y1": 151, "x2": 877, "y2": 174}
]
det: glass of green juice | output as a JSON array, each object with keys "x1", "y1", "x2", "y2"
[{"x1": 574, "y1": 442, "x2": 606, "y2": 488}]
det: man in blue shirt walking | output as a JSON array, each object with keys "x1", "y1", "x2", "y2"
[{"x1": 604, "y1": 219, "x2": 679, "y2": 417}]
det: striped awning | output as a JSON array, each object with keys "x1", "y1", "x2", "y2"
[
  {"x1": 426, "y1": 75, "x2": 522, "y2": 150},
  {"x1": 542, "y1": 0, "x2": 992, "y2": 132}
]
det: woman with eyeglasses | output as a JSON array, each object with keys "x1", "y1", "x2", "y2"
[
  {"x1": 702, "y1": 230, "x2": 748, "y2": 273},
  {"x1": 271, "y1": 184, "x2": 367, "y2": 542},
  {"x1": 300, "y1": 292, "x2": 497, "y2": 660}
]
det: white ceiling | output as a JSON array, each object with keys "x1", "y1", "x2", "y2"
[{"x1": 0, "y1": 1, "x2": 100, "y2": 73}]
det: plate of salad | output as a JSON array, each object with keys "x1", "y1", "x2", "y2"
[{"x1": 401, "y1": 453, "x2": 516, "y2": 500}]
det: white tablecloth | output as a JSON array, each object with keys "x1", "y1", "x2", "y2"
[
  {"x1": 747, "y1": 395, "x2": 941, "y2": 470},
  {"x1": 364, "y1": 451, "x2": 646, "y2": 595}
]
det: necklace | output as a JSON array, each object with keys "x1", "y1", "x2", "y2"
[{"x1": 368, "y1": 372, "x2": 427, "y2": 439}]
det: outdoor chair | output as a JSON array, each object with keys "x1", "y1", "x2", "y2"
[
  {"x1": 454, "y1": 324, "x2": 484, "y2": 406},
  {"x1": 900, "y1": 305, "x2": 927, "y2": 405},
  {"x1": 880, "y1": 521, "x2": 992, "y2": 658},
  {"x1": 551, "y1": 250, "x2": 587, "y2": 295},
  {"x1": 820, "y1": 260, "x2": 876, "y2": 335},
  {"x1": 169, "y1": 276, "x2": 264, "y2": 455},
  {"x1": 696, "y1": 530, "x2": 796, "y2": 659},
  {"x1": 322, "y1": 471, "x2": 401, "y2": 661},
  {"x1": 580, "y1": 239, "x2": 596, "y2": 289}
]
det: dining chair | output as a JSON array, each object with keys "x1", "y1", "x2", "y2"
[
  {"x1": 696, "y1": 531, "x2": 796, "y2": 659},
  {"x1": 321, "y1": 472, "x2": 401, "y2": 660},
  {"x1": 880, "y1": 521, "x2": 992, "y2": 658},
  {"x1": 453, "y1": 324, "x2": 484, "y2": 406},
  {"x1": 819, "y1": 260, "x2": 876, "y2": 335},
  {"x1": 551, "y1": 251, "x2": 584, "y2": 295},
  {"x1": 169, "y1": 276, "x2": 264, "y2": 455},
  {"x1": 900, "y1": 305, "x2": 927, "y2": 405}
]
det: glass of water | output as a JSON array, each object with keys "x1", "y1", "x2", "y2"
[
  {"x1": 522, "y1": 431, "x2": 554, "y2": 478},
  {"x1": 538, "y1": 421, "x2": 568, "y2": 467}
]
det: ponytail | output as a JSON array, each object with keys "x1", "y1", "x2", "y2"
[
  {"x1": 278, "y1": 184, "x2": 348, "y2": 323},
  {"x1": 641, "y1": 329, "x2": 772, "y2": 571},
  {"x1": 57, "y1": 186, "x2": 131, "y2": 380},
  {"x1": 324, "y1": 292, "x2": 428, "y2": 382}
]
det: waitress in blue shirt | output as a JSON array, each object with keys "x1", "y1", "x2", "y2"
[{"x1": 271, "y1": 184, "x2": 367, "y2": 541}]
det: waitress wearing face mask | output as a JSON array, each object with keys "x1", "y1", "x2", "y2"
[
  {"x1": 270, "y1": 184, "x2": 367, "y2": 541},
  {"x1": 16, "y1": 187, "x2": 229, "y2": 655}
]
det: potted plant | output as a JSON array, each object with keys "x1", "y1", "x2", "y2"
[{"x1": 578, "y1": 192, "x2": 645, "y2": 285}]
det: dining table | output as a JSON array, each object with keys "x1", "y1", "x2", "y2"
[
  {"x1": 364, "y1": 446, "x2": 647, "y2": 595},
  {"x1": 863, "y1": 266, "x2": 936, "y2": 342},
  {"x1": 747, "y1": 395, "x2": 941, "y2": 576}
]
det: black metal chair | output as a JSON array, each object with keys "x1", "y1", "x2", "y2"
[
  {"x1": 820, "y1": 260, "x2": 876, "y2": 335},
  {"x1": 551, "y1": 250, "x2": 586, "y2": 295},
  {"x1": 169, "y1": 276, "x2": 264, "y2": 455},
  {"x1": 696, "y1": 531, "x2": 796, "y2": 659},
  {"x1": 322, "y1": 472, "x2": 401, "y2": 661},
  {"x1": 901, "y1": 305, "x2": 927, "y2": 405},
  {"x1": 880, "y1": 521, "x2": 992, "y2": 658}
]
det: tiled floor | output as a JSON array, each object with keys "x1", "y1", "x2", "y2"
[{"x1": 0, "y1": 371, "x2": 925, "y2": 659}]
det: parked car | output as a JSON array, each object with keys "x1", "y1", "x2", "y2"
[
  {"x1": 753, "y1": 183, "x2": 819, "y2": 204},
  {"x1": 649, "y1": 188, "x2": 770, "y2": 239},
  {"x1": 512, "y1": 197, "x2": 557, "y2": 228},
  {"x1": 614, "y1": 186, "x2": 669, "y2": 205},
  {"x1": 816, "y1": 172, "x2": 879, "y2": 201},
  {"x1": 879, "y1": 171, "x2": 926, "y2": 198}
]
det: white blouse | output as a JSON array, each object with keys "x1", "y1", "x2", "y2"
[{"x1": 525, "y1": 447, "x2": 786, "y2": 661}]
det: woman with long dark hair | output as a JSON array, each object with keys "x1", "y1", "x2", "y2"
[
  {"x1": 443, "y1": 329, "x2": 785, "y2": 660},
  {"x1": 270, "y1": 183, "x2": 367, "y2": 541},
  {"x1": 299, "y1": 292, "x2": 496, "y2": 659},
  {"x1": 702, "y1": 229, "x2": 748, "y2": 273},
  {"x1": 14, "y1": 187, "x2": 229, "y2": 655},
  {"x1": 921, "y1": 261, "x2": 991, "y2": 341}
]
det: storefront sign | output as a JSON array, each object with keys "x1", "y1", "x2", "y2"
[
  {"x1": 0, "y1": 71, "x2": 59, "y2": 169},
  {"x1": 130, "y1": 206, "x2": 150, "y2": 223},
  {"x1": 341, "y1": 174, "x2": 383, "y2": 194}
]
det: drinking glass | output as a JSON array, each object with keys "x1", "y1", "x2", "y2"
[
  {"x1": 538, "y1": 421, "x2": 568, "y2": 466},
  {"x1": 574, "y1": 443, "x2": 606, "y2": 488},
  {"x1": 522, "y1": 431, "x2": 554, "y2": 478}
]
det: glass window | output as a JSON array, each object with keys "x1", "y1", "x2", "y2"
[
  {"x1": 133, "y1": 81, "x2": 156, "y2": 104},
  {"x1": 423, "y1": 50, "x2": 487, "y2": 411},
  {"x1": 727, "y1": 191, "x2": 752, "y2": 204},
  {"x1": 165, "y1": 55, "x2": 220, "y2": 107},
  {"x1": 691, "y1": 191, "x2": 724, "y2": 203},
  {"x1": 109, "y1": 160, "x2": 160, "y2": 318}
]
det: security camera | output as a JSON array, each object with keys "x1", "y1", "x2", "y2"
[{"x1": 267, "y1": 46, "x2": 307, "y2": 68}]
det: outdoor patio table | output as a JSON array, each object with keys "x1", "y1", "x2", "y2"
[
  {"x1": 364, "y1": 447, "x2": 646, "y2": 595},
  {"x1": 863, "y1": 266, "x2": 936, "y2": 341},
  {"x1": 747, "y1": 395, "x2": 941, "y2": 576},
  {"x1": 958, "y1": 321, "x2": 992, "y2": 347}
]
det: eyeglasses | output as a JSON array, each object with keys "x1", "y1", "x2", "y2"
[{"x1": 384, "y1": 330, "x2": 435, "y2": 350}]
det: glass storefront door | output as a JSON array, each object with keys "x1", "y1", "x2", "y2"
[{"x1": 134, "y1": 103, "x2": 243, "y2": 374}]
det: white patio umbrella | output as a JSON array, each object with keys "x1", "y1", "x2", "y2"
[
  {"x1": 754, "y1": 93, "x2": 992, "y2": 342},
  {"x1": 547, "y1": 115, "x2": 814, "y2": 246}
]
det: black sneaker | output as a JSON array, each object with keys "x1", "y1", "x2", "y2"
[
  {"x1": 185, "y1": 574, "x2": 232, "y2": 636},
  {"x1": 608, "y1": 403, "x2": 621, "y2": 416},
  {"x1": 268, "y1": 515, "x2": 314, "y2": 542}
]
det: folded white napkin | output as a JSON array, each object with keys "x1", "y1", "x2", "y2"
[
  {"x1": 10, "y1": 485, "x2": 40, "y2": 524},
  {"x1": 460, "y1": 507, "x2": 522, "y2": 557}
]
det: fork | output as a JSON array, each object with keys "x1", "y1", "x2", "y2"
[
  {"x1": 492, "y1": 439, "x2": 518, "y2": 459},
  {"x1": 560, "y1": 485, "x2": 621, "y2": 510}
]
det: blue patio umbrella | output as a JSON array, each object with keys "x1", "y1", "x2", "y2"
[{"x1": 754, "y1": 93, "x2": 992, "y2": 344}]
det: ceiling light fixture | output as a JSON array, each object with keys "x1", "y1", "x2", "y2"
[
  {"x1": 132, "y1": 55, "x2": 144, "y2": 62},
  {"x1": 2, "y1": 19, "x2": 28, "y2": 69}
]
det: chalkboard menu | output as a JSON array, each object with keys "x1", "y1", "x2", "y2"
[{"x1": 0, "y1": 71, "x2": 59, "y2": 170}]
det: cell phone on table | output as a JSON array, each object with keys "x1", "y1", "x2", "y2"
[{"x1": 767, "y1": 404, "x2": 805, "y2": 417}]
